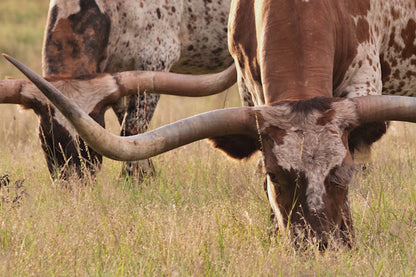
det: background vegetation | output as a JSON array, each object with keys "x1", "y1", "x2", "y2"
[{"x1": 0, "y1": 0, "x2": 415, "y2": 275}]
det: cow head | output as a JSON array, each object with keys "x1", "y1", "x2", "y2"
[
  {"x1": 217, "y1": 95, "x2": 413, "y2": 248},
  {"x1": 211, "y1": 97, "x2": 358, "y2": 247},
  {"x1": 0, "y1": 55, "x2": 236, "y2": 179},
  {"x1": 6, "y1": 55, "x2": 416, "y2": 247},
  {"x1": 0, "y1": 74, "x2": 119, "y2": 178}
]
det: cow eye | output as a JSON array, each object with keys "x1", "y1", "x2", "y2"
[{"x1": 267, "y1": 172, "x2": 277, "y2": 182}]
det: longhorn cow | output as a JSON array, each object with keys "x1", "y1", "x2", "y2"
[
  {"x1": 5, "y1": 0, "x2": 416, "y2": 247},
  {"x1": 0, "y1": 0, "x2": 233, "y2": 179}
]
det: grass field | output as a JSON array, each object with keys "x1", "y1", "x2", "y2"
[{"x1": 1, "y1": 1, "x2": 416, "y2": 276}]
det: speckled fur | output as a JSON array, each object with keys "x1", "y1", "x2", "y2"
[
  {"x1": 335, "y1": 1, "x2": 416, "y2": 97},
  {"x1": 100, "y1": 1, "x2": 232, "y2": 74},
  {"x1": 101, "y1": 0, "x2": 233, "y2": 138}
]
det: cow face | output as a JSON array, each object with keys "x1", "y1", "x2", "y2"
[
  {"x1": 212, "y1": 97, "x2": 359, "y2": 247},
  {"x1": 21, "y1": 74, "x2": 119, "y2": 178},
  {"x1": 259, "y1": 98, "x2": 358, "y2": 247},
  {"x1": 36, "y1": 107, "x2": 103, "y2": 179}
]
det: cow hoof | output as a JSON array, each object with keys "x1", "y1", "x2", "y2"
[{"x1": 121, "y1": 159, "x2": 155, "y2": 183}]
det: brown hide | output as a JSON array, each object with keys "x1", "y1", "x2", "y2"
[{"x1": 43, "y1": 0, "x2": 111, "y2": 76}]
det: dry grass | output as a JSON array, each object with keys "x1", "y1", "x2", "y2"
[{"x1": 1, "y1": 1, "x2": 416, "y2": 276}]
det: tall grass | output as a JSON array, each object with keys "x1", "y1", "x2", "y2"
[{"x1": 1, "y1": 1, "x2": 416, "y2": 276}]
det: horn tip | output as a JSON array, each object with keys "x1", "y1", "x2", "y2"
[{"x1": 2, "y1": 54, "x2": 14, "y2": 64}]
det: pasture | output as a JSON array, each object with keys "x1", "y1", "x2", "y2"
[{"x1": 1, "y1": 0, "x2": 416, "y2": 275}]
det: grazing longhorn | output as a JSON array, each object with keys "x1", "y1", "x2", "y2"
[
  {"x1": 5, "y1": 0, "x2": 416, "y2": 248},
  {"x1": 0, "y1": 0, "x2": 233, "y2": 179}
]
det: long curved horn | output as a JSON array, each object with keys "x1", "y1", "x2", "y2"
[
  {"x1": 352, "y1": 95, "x2": 416, "y2": 124},
  {"x1": 0, "y1": 78, "x2": 29, "y2": 105},
  {"x1": 3, "y1": 54, "x2": 255, "y2": 161},
  {"x1": 114, "y1": 63, "x2": 236, "y2": 97}
]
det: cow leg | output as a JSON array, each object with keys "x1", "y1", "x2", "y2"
[
  {"x1": 112, "y1": 93, "x2": 160, "y2": 181},
  {"x1": 109, "y1": 34, "x2": 180, "y2": 182}
]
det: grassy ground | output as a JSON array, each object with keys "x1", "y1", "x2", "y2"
[{"x1": 1, "y1": 1, "x2": 416, "y2": 276}]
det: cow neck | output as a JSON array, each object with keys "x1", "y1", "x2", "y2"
[{"x1": 257, "y1": 0, "x2": 337, "y2": 104}]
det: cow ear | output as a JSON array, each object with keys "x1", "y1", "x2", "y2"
[
  {"x1": 0, "y1": 78, "x2": 34, "y2": 109},
  {"x1": 209, "y1": 134, "x2": 261, "y2": 159}
]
